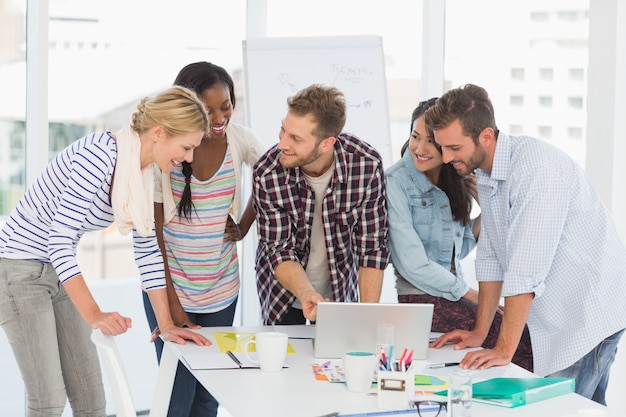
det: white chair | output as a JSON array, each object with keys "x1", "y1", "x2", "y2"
[{"x1": 90, "y1": 329, "x2": 138, "y2": 417}]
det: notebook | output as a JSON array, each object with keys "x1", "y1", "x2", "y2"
[
  {"x1": 448, "y1": 377, "x2": 575, "y2": 408},
  {"x1": 313, "y1": 302, "x2": 434, "y2": 359}
]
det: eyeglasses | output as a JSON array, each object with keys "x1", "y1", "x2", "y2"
[{"x1": 411, "y1": 400, "x2": 447, "y2": 417}]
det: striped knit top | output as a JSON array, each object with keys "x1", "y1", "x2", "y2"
[
  {"x1": 163, "y1": 145, "x2": 239, "y2": 313},
  {"x1": 0, "y1": 132, "x2": 166, "y2": 290}
]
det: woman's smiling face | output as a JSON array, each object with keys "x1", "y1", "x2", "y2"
[
  {"x1": 200, "y1": 83, "x2": 233, "y2": 140},
  {"x1": 409, "y1": 115, "x2": 443, "y2": 175},
  {"x1": 152, "y1": 128, "x2": 203, "y2": 173}
]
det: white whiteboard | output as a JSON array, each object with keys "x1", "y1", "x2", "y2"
[{"x1": 242, "y1": 35, "x2": 391, "y2": 166}]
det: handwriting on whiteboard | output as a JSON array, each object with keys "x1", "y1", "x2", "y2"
[{"x1": 276, "y1": 65, "x2": 376, "y2": 109}]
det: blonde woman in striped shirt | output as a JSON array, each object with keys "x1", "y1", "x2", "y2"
[{"x1": 0, "y1": 86, "x2": 211, "y2": 417}]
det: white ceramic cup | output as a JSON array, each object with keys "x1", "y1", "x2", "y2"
[
  {"x1": 244, "y1": 332, "x2": 288, "y2": 372},
  {"x1": 343, "y1": 351, "x2": 376, "y2": 393}
]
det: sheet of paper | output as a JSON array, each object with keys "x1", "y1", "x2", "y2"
[
  {"x1": 182, "y1": 350, "x2": 258, "y2": 370},
  {"x1": 182, "y1": 350, "x2": 290, "y2": 370}
]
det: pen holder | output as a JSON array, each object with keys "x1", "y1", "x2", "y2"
[{"x1": 377, "y1": 369, "x2": 415, "y2": 409}]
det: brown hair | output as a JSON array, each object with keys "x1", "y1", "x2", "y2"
[
  {"x1": 424, "y1": 84, "x2": 497, "y2": 144},
  {"x1": 287, "y1": 84, "x2": 346, "y2": 141}
]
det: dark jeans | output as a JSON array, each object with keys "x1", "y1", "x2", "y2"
[
  {"x1": 142, "y1": 291, "x2": 237, "y2": 417},
  {"x1": 399, "y1": 293, "x2": 534, "y2": 372}
]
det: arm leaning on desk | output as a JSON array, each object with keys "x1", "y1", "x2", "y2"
[{"x1": 150, "y1": 326, "x2": 616, "y2": 417}]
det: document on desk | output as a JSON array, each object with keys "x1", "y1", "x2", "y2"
[
  {"x1": 182, "y1": 350, "x2": 261, "y2": 370},
  {"x1": 181, "y1": 349, "x2": 290, "y2": 370}
]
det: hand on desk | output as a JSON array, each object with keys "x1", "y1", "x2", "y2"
[
  {"x1": 430, "y1": 330, "x2": 512, "y2": 370},
  {"x1": 455, "y1": 347, "x2": 513, "y2": 370},
  {"x1": 430, "y1": 329, "x2": 483, "y2": 350},
  {"x1": 151, "y1": 325, "x2": 212, "y2": 347}
]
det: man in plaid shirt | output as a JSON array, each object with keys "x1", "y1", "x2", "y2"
[{"x1": 252, "y1": 84, "x2": 390, "y2": 325}]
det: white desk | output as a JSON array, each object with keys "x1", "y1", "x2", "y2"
[{"x1": 150, "y1": 325, "x2": 619, "y2": 417}]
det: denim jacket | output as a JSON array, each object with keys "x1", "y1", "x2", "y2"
[{"x1": 385, "y1": 151, "x2": 477, "y2": 301}]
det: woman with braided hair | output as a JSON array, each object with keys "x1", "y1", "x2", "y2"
[{"x1": 142, "y1": 62, "x2": 265, "y2": 417}]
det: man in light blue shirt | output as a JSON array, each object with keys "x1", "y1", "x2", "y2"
[{"x1": 427, "y1": 84, "x2": 626, "y2": 405}]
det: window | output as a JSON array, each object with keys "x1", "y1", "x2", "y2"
[
  {"x1": 510, "y1": 95, "x2": 524, "y2": 106},
  {"x1": 557, "y1": 10, "x2": 585, "y2": 22},
  {"x1": 567, "y1": 127, "x2": 583, "y2": 139},
  {"x1": 0, "y1": 0, "x2": 26, "y2": 216},
  {"x1": 42, "y1": 0, "x2": 249, "y2": 282},
  {"x1": 511, "y1": 68, "x2": 525, "y2": 81},
  {"x1": 531, "y1": 11, "x2": 550, "y2": 22},
  {"x1": 538, "y1": 96, "x2": 553, "y2": 108},
  {"x1": 539, "y1": 68, "x2": 554, "y2": 81},
  {"x1": 568, "y1": 96, "x2": 584, "y2": 109},
  {"x1": 569, "y1": 68, "x2": 584, "y2": 82},
  {"x1": 509, "y1": 124, "x2": 524, "y2": 135},
  {"x1": 538, "y1": 125, "x2": 553, "y2": 139},
  {"x1": 445, "y1": 0, "x2": 589, "y2": 168}
]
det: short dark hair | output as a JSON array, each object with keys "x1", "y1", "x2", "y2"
[{"x1": 424, "y1": 84, "x2": 497, "y2": 144}]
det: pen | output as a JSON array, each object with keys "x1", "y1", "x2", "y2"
[
  {"x1": 379, "y1": 348, "x2": 388, "y2": 369},
  {"x1": 404, "y1": 350, "x2": 414, "y2": 368},
  {"x1": 379, "y1": 346, "x2": 387, "y2": 363},
  {"x1": 398, "y1": 348, "x2": 408, "y2": 371},
  {"x1": 398, "y1": 348, "x2": 408, "y2": 364},
  {"x1": 226, "y1": 350, "x2": 244, "y2": 368},
  {"x1": 426, "y1": 362, "x2": 461, "y2": 369},
  {"x1": 337, "y1": 409, "x2": 421, "y2": 416},
  {"x1": 313, "y1": 360, "x2": 331, "y2": 373}
]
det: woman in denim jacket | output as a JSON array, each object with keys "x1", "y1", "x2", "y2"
[{"x1": 385, "y1": 98, "x2": 533, "y2": 371}]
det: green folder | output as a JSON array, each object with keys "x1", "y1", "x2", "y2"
[{"x1": 469, "y1": 377, "x2": 575, "y2": 408}]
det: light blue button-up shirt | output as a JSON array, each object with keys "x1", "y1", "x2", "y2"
[
  {"x1": 386, "y1": 150, "x2": 477, "y2": 301},
  {"x1": 476, "y1": 132, "x2": 626, "y2": 376}
]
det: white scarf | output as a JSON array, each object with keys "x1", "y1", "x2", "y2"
[{"x1": 111, "y1": 125, "x2": 154, "y2": 237}]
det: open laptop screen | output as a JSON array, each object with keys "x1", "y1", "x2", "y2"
[{"x1": 313, "y1": 302, "x2": 434, "y2": 359}]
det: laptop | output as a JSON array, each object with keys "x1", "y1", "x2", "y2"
[{"x1": 313, "y1": 302, "x2": 434, "y2": 360}]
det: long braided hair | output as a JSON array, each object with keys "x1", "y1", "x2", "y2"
[{"x1": 173, "y1": 62, "x2": 236, "y2": 220}]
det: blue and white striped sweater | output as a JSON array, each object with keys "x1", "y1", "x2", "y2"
[{"x1": 0, "y1": 132, "x2": 165, "y2": 290}]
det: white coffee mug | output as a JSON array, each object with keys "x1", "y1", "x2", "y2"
[
  {"x1": 244, "y1": 332, "x2": 288, "y2": 372},
  {"x1": 343, "y1": 351, "x2": 376, "y2": 393}
]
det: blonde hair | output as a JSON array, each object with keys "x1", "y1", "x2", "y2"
[{"x1": 131, "y1": 86, "x2": 209, "y2": 137}]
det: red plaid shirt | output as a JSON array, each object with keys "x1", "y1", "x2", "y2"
[{"x1": 253, "y1": 133, "x2": 390, "y2": 324}]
